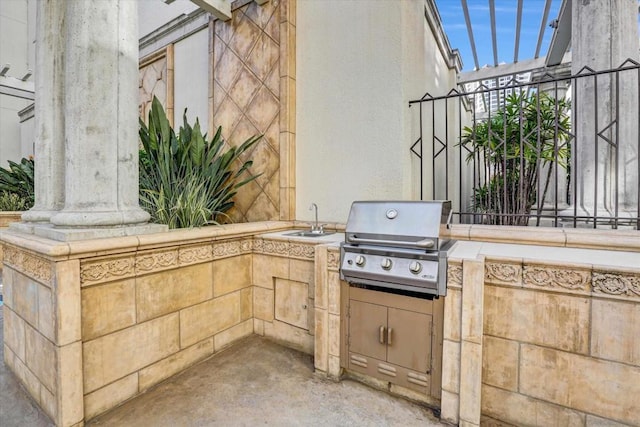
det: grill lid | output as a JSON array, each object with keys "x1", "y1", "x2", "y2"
[{"x1": 344, "y1": 201, "x2": 451, "y2": 250}]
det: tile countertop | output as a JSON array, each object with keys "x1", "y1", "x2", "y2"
[
  {"x1": 449, "y1": 239, "x2": 640, "y2": 270},
  {"x1": 258, "y1": 230, "x2": 345, "y2": 245}
]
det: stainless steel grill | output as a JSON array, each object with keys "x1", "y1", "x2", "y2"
[{"x1": 340, "y1": 201, "x2": 455, "y2": 297}]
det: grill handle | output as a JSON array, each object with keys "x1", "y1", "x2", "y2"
[{"x1": 348, "y1": 235, "x2": 435, "y2": 249}]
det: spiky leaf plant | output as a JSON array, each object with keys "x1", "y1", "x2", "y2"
[
  {"x1": 0, "y1": 157, "x2": 34, "y2": 210},
  {"x1": 139, "y1": 97, "x2": 261, "y2": 229}
]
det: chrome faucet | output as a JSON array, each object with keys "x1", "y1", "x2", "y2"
[{"x1": 309, "y1": 203, "x2": 324, "y2": 233}]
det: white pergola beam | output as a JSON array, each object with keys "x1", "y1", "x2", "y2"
[{"x1": 190, "y1": 0, "x2": 231, "y2": 21}]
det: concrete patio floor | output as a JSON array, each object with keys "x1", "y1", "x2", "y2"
[{"x1": 1, "y1": 305, "x2": 445, "y2": 426}]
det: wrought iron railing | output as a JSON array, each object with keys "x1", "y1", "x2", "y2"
[{"x1": 410, "y1": 60, "x2": 640, "y2": 229}]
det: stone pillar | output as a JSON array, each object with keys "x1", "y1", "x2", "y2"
[
  {"x1": 571, "y1": 0, "x2": 639, "y2": 222},
  {"x1": 21, "y1": 0, "x2": 65, "y2": 223},
  {"x1": 49, "y1": 0, "x2": 150, "y2": 228}
]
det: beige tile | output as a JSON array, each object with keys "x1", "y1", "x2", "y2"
[
  {"x1": 327, "y1": 271, "x2": 341, "y2": 316},
  {"x1": 482, "y1": 336, "x2": 519, "y2": 391},
  {"x1": 314, "y1": 309, "x2": 328, "y2": 372},
  {"x1": 25, "y1": 325, "x2": 56, "y2": 393},
  {"x1": 139, "y1": 338, "x2": 213, "y2": 391},
  {"x1": 328, "y1": 314, "x2": 340, "y2": 357},
  {"x1": 253, "y1": 254, "x2": 288, "y2": 288},
  {"x1": 443, "y1": 288, "x2": 462, "y2": 342},
  {"x1": 482, "y1": 384, "x2": 585, "y2": 427},
  {"x1": 264, "y1": 319, "x2": 313, "y2": 355},
  {"x1": 55, "y1": 259, "x2": 82, "y2": 346},
  {"x1": 84, "y1": 373, "x2": 138, "y2": 420},
  {"x1": 253, "y1": 286, "x2": 274, "y2": 321},
  {"x1": 289, "y1": 259, "x2": 313, "y2": 284},
  {"x1": 253, "y1": 318, "x2": 265, "y2": 335},
  {"x1": 240, "y1": 287, "x2": 253, "y2": 321},
  {"x1": 15, "y1": 354, "x2": 42, "y2": 405},
  {"x1": 459, "y1": 420, "x2": 479, "y2": 427},
  {"x1": 591, "y1": 299, "x2": 640, "y2": 365},
  {"x1": 520, "y1": 344, "x2": 640, "y2": 424},
  {"x1": 12, "y1": 271, "x2": 39, "y2": 327},
  {"x1": 37, "y1": 285, "x2": 54, "y2": 341},
  {"x1": 57, "y1": 341, "x2": 83, "y2": 426},
  {"x1": 459, "y1": 341, "x2": 482, "y2": 425},
  {"x1": 83, "y1": 313, "x2": 179, "y2": 393},
  {"x1": 441, "y1": 339, "x2": 461, "y2": 393},
  {"x1": 3, "y1": 266, "x2": 14, "y2": 308},
  {"x1": 484, "y1": 285, "x2": 590, "y2": 354},
  {"x1": 585, "y1": 415, "x2": 632, "y2": 427},
  {"x1": 40, "y1": 385, "x2": 56, "y2": 422},
  {"x1": 274, "y1": 278, "x2": 308, "y2": 329},
  {"x1": 214, "y1": 319, "x2": 253, "y2": 351},
  {"x1": 440, "y1": 390, "x2": 460, "y2": 425},
  {"x1": 82, "y1": 279, "x2": 136, "y2": 340},
  {"x1": 3, "y1": 307, "x2": 25, "y2": 360},
  {"x1": 179, "y1": 292, "x2": 241, "y2": 348},
  {"x1": 314, "y1": 248, "x2": 328, "y2": 310},
  {"x1": 213, "y1": 255, "x2": 251, "y2": 297},
  {"x1": 137, "y1": 263, "x2": 213, "y2": 322},
  {"x1": 328, "y1": 355, "x2": 340, "y2": 379},
  {"x1": 462, "y1": 258, "x2": 484, "y2": 344}
]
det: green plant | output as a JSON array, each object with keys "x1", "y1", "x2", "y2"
[
  {"x1": 0, "y1": 157, "x2": 34, "y2": 210},
  {"x1": 460, "y1": 92, "x2": 571, "y2": 225},
  {"x1": 0, "y1": 191, "x2": 29, "y2": 211},
  {"x1": 139, "y1": 97, "x2": 261, "y2": 229}
]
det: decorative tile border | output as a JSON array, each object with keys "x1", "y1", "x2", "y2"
[
  {"x1": 485, "y1": 261, "x2": 522, "y2": 287},
  {"x1": 327, "y1": 250, "x2": 340, "y2": 271},
  {"x1": 289, "y1": 242, "x2": 315, "y2": 260},
  {"x1": 592, "y1": 271, "x2": 640, "y2": 301},
  {"x1": 136, "y1": 249, "x2": 179, "y2": 275},
  {"x1": 261, "y1": 239, "x2": 289, "y2": 257},
  {"x1": 522, "y1": 265, "x2": 591, "y2": 295},
  {"x1": 3, "y1": 245, "x2": 53, "y2": 287},
  {"x1": 81, "y1": 255, "x2": 136, "y2": 287},
  {"x1": 178, "y1": 244, "x2": 214, "y2": 266},
  {"x1": 447, "y1": 263, "x2": 463, "y2": 289}
]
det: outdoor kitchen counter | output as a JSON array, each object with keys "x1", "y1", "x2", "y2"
[
  {"x1": 448, "y1": 239, "x2": 640, "y2": 269},
  {"x1": 257, "y1": 230, "x2": 345, "y2": 244}
]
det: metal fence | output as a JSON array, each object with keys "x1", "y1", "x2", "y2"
[{"x1": 409, "y1": 60, "x2": 640, "y2": 229}]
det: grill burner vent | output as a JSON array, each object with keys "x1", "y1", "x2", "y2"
[{"x1": 340, "y1": 201, "x2": 455, "y2": 297}]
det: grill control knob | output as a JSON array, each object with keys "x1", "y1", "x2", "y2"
[
  {"x1": 355, "y1": 255, "x2": 366, "y2": 267},
  {"x1": 409, "y1": 261, "x2": 422, "y2": 274},
  {"x1": 381, "y1": 258, "x2": 393, "y2": 270}
]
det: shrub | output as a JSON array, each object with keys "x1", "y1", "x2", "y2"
[
  {"x1": 0, "y1": 157, "x2": 34, "y2": 210},
  {"x1": 460, "y1": 92, "x2": 571, "y2": 225},
  {"x1": 139, "y1": 97, "x2": 261, "y2": 228},
  {"x1": 0, "y1": 191, "x2": 29, "y2": 211}
]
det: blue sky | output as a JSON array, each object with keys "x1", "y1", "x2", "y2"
[{"x1": 435, "y1": 0, "x2": 563, "y2": 71}]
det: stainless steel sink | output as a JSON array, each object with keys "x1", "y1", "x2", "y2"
[{"x1": 285, "y1": 231, "x2": 335, "y2": 238}]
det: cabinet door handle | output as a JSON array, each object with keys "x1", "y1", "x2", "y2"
[
  {"x1": 387, "y1": 327, "x2": 393, "y2": 346},
  {"x1": 379, "y1": 325, "x2": 386, "y2": 344}
]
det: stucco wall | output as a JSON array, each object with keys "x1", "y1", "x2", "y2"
[
  {"x1": 296, "y1": 0, "x2": 459, "y2": 223},
  {"x1": 174, "y1": 27, "x2": 209, "y2": 132},
  {"x1": 138, "y1": 0, "x2": 199, "y2": 39},
  {"x1": 0, "y1": 0, "x2": 35, "y2": 166}
]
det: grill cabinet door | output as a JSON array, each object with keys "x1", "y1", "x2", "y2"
[
  {"x1": 386, "y1": 308, "x2": 432, "y2": 373},
  {"x1": 349, "y1": 300, "x2": 387, "y2": 361}
]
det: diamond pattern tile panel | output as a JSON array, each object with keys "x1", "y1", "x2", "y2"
[
  {"x1": 139, "y1": 57, "x2": 167, "y2": 122},
  {"x1": 213, "y1": 0, "x2": 289, "y2": 222}
]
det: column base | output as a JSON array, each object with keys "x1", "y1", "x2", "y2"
[
  {"x1": 50, "y1": 208, "x2": 151, "y2": 227},
  {"x1": 10, "y1": 222, "x2": 167, "y2": 242}
]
